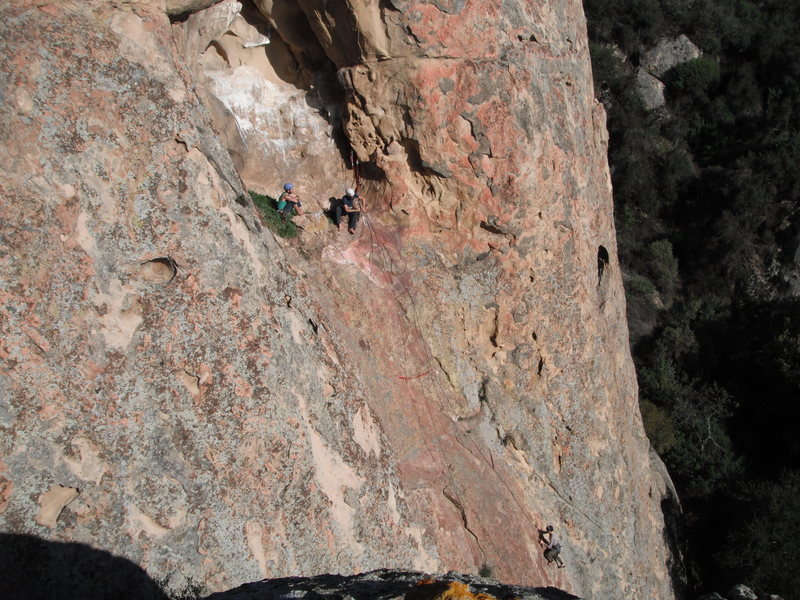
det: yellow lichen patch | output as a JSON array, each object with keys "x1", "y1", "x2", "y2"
[
  {"x1": 440, "y1": 582, "x2": 477, "y2": 600},
  {"x1": 407, "y1": 580, "x2": 497, "y2": 600}
]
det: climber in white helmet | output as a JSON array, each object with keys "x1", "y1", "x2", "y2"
[{"x1": 334, "y1": 187, "x2": 363, "y2": 234}]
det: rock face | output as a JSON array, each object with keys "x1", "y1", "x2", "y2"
[{"x1": 0, "y1": 1, "x2": 677, "y2": 599}]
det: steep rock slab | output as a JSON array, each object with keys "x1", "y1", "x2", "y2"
[
  {"x1": 0, "y1": 1, "x2": 435, "y2": 592},
  {"x1": 282, "y1": 1, "x2": 678, "y2": 599}
]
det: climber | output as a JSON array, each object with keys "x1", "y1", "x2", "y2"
[
  {"x1": 277, "y1": 183, "x2": 303, "y2": 218},
  {"x1": 538, "y1": 525, "x2": 565, "y2": 568},
  {"x1": 334, "y1": 188, "x2": 363, "y2": 234}
]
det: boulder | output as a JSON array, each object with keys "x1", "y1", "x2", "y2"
[
  {"x1": 727, "y1": 585, "x2": 758, "y2": 600},
  {"x1": 640, "y1": 34, "x2": 701, "y2": 79},
  {"x1": 636, "y1": 68, "x2": 666, "y2": 110}
]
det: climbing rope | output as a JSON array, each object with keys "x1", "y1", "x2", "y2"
[
  {"x1": 319, "y1": 148, "x2": 567, "y2": 570},
  {"x1": 357, "y1": 209, "x2": 518, "y2": 570}
]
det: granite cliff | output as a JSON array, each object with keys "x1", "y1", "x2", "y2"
[{"x1": 0, "y1": 1, "x2": 679, "y2": 598}]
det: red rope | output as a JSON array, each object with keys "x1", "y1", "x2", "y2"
[{"x1": 396, "y1": 371, "x2": 429, "y2": 381}]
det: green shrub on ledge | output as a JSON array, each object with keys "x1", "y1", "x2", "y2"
[{"x1": 247, "y1": 190, "x2": 298, "y2": 238}]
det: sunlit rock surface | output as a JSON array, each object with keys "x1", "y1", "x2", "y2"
[{"x1": 0, "y1": 1, "x2": 678, "y2": 598}]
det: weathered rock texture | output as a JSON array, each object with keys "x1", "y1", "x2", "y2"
[{"x1": 0, "y1": 1, "x2": 677, "y2": 599}]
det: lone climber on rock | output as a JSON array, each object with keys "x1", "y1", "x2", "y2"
[
  {"x1": 538, "y1": 525, "x2": 565, "y2": 568},
  {"x1": 334, "y1": 188, "x2": 363, "y2": 234}
]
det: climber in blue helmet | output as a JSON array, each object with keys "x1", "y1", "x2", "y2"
[{"x1": 277, "y1": 182, "x2": 303, "y2": 218}]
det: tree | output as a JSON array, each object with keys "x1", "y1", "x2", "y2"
[{"x1": 715, "y1": 470, "x2": 800, "y2": 597}]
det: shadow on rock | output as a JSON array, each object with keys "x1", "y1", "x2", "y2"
[
  {"x1": 204, "y1": 569, "x2": 581, "y2": 600},
  {"x1": 0, "y1": 533, "x2": 167, "y2": 600}
]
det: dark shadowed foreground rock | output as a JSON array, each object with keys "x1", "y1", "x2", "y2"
[
  {"x1": 697, "y1": 584, "x2": 784, "y2": 600},
  {"x1": 205, "y1": 569, "x2": 582, "y2": 600},
  {"x1": 0, "y1": 533, "x2": 167, "y2": 600}
]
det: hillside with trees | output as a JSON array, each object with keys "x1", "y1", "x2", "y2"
[{"x1": 582, "y1": 0, "x2": 800, "y2": 597}]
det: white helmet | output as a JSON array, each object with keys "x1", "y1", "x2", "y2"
[{"x1": 346, "y1": 188, "x2": 356, "y2": 196}]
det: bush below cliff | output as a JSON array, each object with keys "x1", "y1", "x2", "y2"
[{"x1": 584, "y1": 0, "x2": 800, "y2": 597}]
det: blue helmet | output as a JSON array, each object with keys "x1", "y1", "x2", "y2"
[{"x1": 284, "y1": 183, "x2": 293, "y2": 191}]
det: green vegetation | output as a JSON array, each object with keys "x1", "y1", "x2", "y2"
[
  {"x1": 247, "y1": 190, "x2": 298, "y2": 238},
  {"x1": 583, "y1": 0, "x2": 800, "y2": 596},
  {"x1": 717, "y1": 471, "x2": 800, "y2": 594},
  {"x1": 666, "y1": 57, "x2": 720, "y2": 96}
]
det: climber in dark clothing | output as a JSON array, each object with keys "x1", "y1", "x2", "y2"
[
  {"x1": 538, "y1": 525, "x2": 565, "y2": 568},
  {"x1": 334, "y1": 188, "x2": 362, "y2": 234}
]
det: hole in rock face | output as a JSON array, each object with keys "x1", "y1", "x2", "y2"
[
  {"x1": 308, "y1": 318, "x2": 319, "y2": 334},
  {"x1": 597, "y1": 245, "x2": 609, "y2": 284},
  {"x1": 139, "y1": 257, "x2": 178, "y2": 284},
  {"x1": 168, "y1": 9, "x2": 192, "y2": 24}
]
